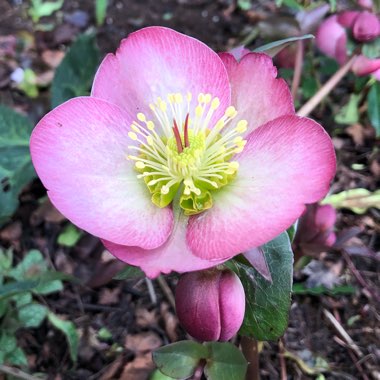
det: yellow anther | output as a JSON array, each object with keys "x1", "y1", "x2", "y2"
[
  {"x1": 187, "y1": 92, "x2": 192, "y2": 102},
  {"x1": 159, "y1": 100, "x2": 167, "y2": 112},
  {"x1": 127, "y1": 154, "x2": 139, "y2": 160},
  {"x1": 131, "y1": 124, "x2": 140, "y2": 133},
  {"x1": 137, "y1": 113, "x2": 146, "y2": 122},
  {"x1": 149, "y1": 103, "x2": 155, "y2": 111},
  {"x1": 184, "y1": 179, "x2": 193, "y2": 187},
  {"x1": 233, "y1": 136, "x2": 243, "y2": 144},
  {"x1": 229, "y1": 161, "x2": 239, "y2": 170},
  {"x1": 135, "y1": 161, "x2": 145, "y2": 169},
  {"x1": 198, "y1": 93, "x2": 205, "y2": 103},
  {"x1": 148, "y1": 179, "x2": 157, "y2": 186},
  {"x1": 161, "y1": 185, "x2": 169, "y2": 194},
  {"x1": 235, "y1": 120, "x2": 248, "y2": 133},
  {"x1": 175, "y1": 93, "x2": 183, "y2": 103},
  {"x1": 211, "y1": 181, "x2": 218, "y2": 188},
  {"x1": 168, "y1": 93, "x2": 175, "y2": 103},
  {"x1": 147, "y1": 121, "x2": 155, "y2": 130},
  {"x1": 204, "y1": 93, "x2": 212, "y2": 103},
  {"x1": 211, "y1": 97, "x2": 220, "y2": 109},
  {"x1": 128, "y1": 132, "x2": 138, "y2": 140},
  {"x1": 195, "y1": 105, "x2": 204, "y2": 117},
  {"x1": 146, "y1": 136, "x2": 154, "y2": 146},
  {"x1": 215, "y1": 120, "x2": 225, "y2": 130},
  {"x1": 225, "y1": 106, "x2": 237, "y2": 118}
]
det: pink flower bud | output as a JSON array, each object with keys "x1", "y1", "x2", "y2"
[
  {"x1": 352, "y1": 11, "x2": 380, "y2": 41},
  {"x1": 175, "y1": 269, "x2": 245, "y2": 342},
  {"x1": 352, "y1": 55, "x2": 380, "y2": 76}
]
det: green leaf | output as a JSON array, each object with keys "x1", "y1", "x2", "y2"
[
  {"x1": 227, "y1": 232, "x2": 293, "y2": 341},
  {"x1": 0, "y1": 279, "x2": 40, "y2": 301},
  {"x1": 5, "y1": 347, "x2": 28, "y2": 366},
  {"x1": 12, "y1": 291, "x2": 32, "y2": 307},
  {"x1": 48, "y1": 312, "x2": 78, "y2": 362},
  {"x1": 204, "y1": 342, "x2": 247, "y2": 380},
  {"x1": 293, "y1": 283, "x2": 356, "y2": 296},
  {"x1": 367, "y1": 81, "x2": 380, "y2": 136},
  {"x1": 237, "y1": 0, "x2": 252, "y2": 11},
  {"x1": 9, "y1": 249, "x2": 47, "y2": 280},
  {"x1": 57, "y1": 223, "x2": 82, "y2": 247},
  {"x1": 150, "y1": 369, "x2": 176, "y2": 380},
  {"x1": 0, "y1": 249, "x2": 13, "y2": 273},
  {"x1": 335, "y1": 94, "x2": 360, "y2": 125},
  {"x1": 29, "y1": 0, "x2": 64, "y2": 23},
  {"x1": 17, "y1": 68, "x2": 39, "y2": 98},
  {"x1": 95, "y1": 0, "x2": 108, "y2": 26},
  {"x1": 362, "y1": 38, "x2": 380, "y2": 59},
  {"x1": 113, "y1": 264, "x2": 145, "y2": 280},
  {"x1": 51, "y1": 34, "x2": 100, "y2": 107},
  {"x1": 153, "y1": 341, "x2": 208, "y2": 379},
  {"x1": 0, "y1": 333, "x2": 17, "y2": 354},
  {"x1": 18, "y1": 303, "x2": 48, "y2": 328},
  {"x1": 322, "y1": 188, "x2": 380, "y2": 214},
  {"x1": 0, "y1": 105, "x2": 35, "y2": 227},
  {"x1": 253, "y1": 34, "x2": 314, "y2": 57}
]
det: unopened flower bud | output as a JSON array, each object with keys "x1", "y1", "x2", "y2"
[
  {"x1": 353, "y1": 11, "x2": 380, "y2": 42},
  {"x1": 175, "y1": 269, "x2": 245, "y2": 342}
]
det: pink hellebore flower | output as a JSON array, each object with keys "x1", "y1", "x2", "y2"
[
  {"x1": 316, "y1": 11, "x2": 380, "y2": 77},
  {"x1": 30, "y1": 27, "x2": 336, "y2": 278},
  {"x1": 175, "y1": 269, "x2": 245, "y2": 341}
]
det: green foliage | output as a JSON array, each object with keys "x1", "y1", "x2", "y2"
[
  {"x1": 254, "y1": 34, "x2": 314, "y2": 58},
  {"x1": 293, "y1": 283, "x2": 356, "y2": 296},
  {"x1": 335, "y1": 94, "x2": 360, "y2": 125},
  {"x1": 95, "y1": 0, "x2": 108, "y2": 26},
  {"x1": 227, "y1": 232, "x2": 293, "y2": 341},
  {"x1": 367, "y1": 81, "x2": 380, "y2": 136},
  {"x1": 153, "y1": 341, "x2": 247, "y2": 380},
  {"x1": 17, "y1": 68, "x2": 39, "y2": 98},
  {"x1": 28, "y1": 0, "x2": 64, "y2": 23},
  {"x1": 51, "y1": 34, "x2": 100, "y2": 107},
  {"x1": 48, "y1": 312, "x2": 79, "y2": 362},
  {"x1": 113, "y1": 264, "x2": 145, "y2": 280},
  {"x1": 0, "y1": 248, "x2": 77, "y2": 366},
  {"x1": 57, "y1": 223, "x2": 82, "y2": 247},
  {"x1": 362, "y1": 39, "x2": 380, "y2": 60},
  {"x1": 0, "y1": 105, "x2": 35, "y2": 227}
]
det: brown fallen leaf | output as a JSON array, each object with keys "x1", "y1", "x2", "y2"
[
  {"x1": 120, "y1": 353, "x2": 155, "y2": 380},
  {"x1": 125, "y1": 332, "x2": 162, "y2": 354},
  {"x1": 135, "y1": 308, "x2": 158, "y2": 328},
  {"x1": 41, "y1": 49, "x2": 65, "y2": 68},
  {"x1": 0, "y1": 221, "x2": 22, "y2": 242},
  {"x1": 30, "y1": 199, "x2": 66, "y2": 226},
  {"x1": 99, "y1": 287, "x2": 121, "y2": 305},
  {"x1": 160, "y1": 302, "x2": 178, "y2": 342}
]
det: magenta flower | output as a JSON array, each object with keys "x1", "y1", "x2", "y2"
[
  {"x1": 30, "y1": 27, "x2": 335, "y2": 278},
  {"x1": 175, "y1": 269, "x2": 245, "y2": 341},
  {"x1": 316, "y1": 11, "x2": 380, "y2": 77}
]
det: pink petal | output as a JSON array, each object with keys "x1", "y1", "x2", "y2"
[
  {"x1": 30, "y1": 97, "x2": 173, "y2": 249},
  {"x1": 374, "y1": 68, "x2": 380, "y2": 81},
  {"x1": 243, "y1": 248, "x2": 272, "y2": 282},
  {"x1": 315, "y1": 204, "x2": 337, "y2": 230},
  {"x1": 102, "y1": 209, "x2": 227, "y2": 278},
  {"x1": 316, "y1": 15, "x2": 346, "y2": 59},
  {"x1": 228, "y1": 46, "x2": 250, "y2": 61},
  {"x1": 219, "y1": 52, "x2": 294, "y2": 135},
  {"x1": 352, "y1": 11, "x2": 380, "y2": 41},
  {"x1": 335, "y1": 34, "x2": 348, "y2": 65},
  {"x1": 187, "y1": 115, "x2": 336, "y2": 260},
  {"x1": 337, "y1": 11, "x2": 360, "y2": 28},
  {"x1": 92, "y1": 26, "x2": 231, "y2": 127},
  {"x1": 352, "y1": 55, "x2": 380, "y2": 76}
]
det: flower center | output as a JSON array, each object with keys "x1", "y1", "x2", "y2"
[{"x1": 127, "y1": 92, "x2": 248, "y2": 215}]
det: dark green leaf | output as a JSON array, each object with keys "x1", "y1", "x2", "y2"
[
  {"x1": 362, "y1": 39, "x2": 380, "y2": 59},
  {"x1": 0, "y1": 105, "x2": 35, "y2": 226},
  {"x1": 292, "y1": 283, "x2": 356, "y2": 296},
  {"x1": 57, "y1": 223, "x2": 82, "y2": 247},
  {"x1": 368, "y1": 81, "x2": 380, "y2": 136},
  {"x1": 5, "y1": 347, "x2": 28, "y2": 366},
  {"x1": 18, "y1": 303, "x2": 48, "y2": 328},
  {"x1": 254, "y1": 34, "x2": 314, "y2": 57},
  {"x1": 48, "y1": 312, "x2": 78, "y2": 362},
  {"x1": 0, "y1": 279, "x2": 40, "y2": 301},
  {"x1": 204, "y1": 342, "x2": 247, "y2": 380},
  {"x1": 51, "y1": 34, "x2": 100, "y2": 107},
  {"x1": 227, "y1": 232, "x2": 293, "y2": 341},
  {"x1": 114, "y1": 265, "x2": 145, "y2": 280},
  {"x1": 153, "y1": 341, "x2": 208, "y2": 379}
]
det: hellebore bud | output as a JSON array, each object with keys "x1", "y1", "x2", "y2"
[
  {"x1": 175, "y1": 268, "x2": 245, "y2": 342},
  {"x1": 352, "y1": 11, "x2": 380, "y2": 42}
]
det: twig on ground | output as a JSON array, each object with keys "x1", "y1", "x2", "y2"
[
  {"x1": 278, "y1": 338, "x2": 287, "y2": 380},
  {"x1": 241, "y1": 336, "x2": 260, "y2": 380},
  {"x1": 145, "y1": 277, "x2": 157, "y2": 304},
  {"x1": 157, "y1": 276, "x2": 176, "y2": 310},
  {"x1": 297, "y1": 55, "x2": 358, "y2": 117},
  {"x1": 0, "y1": 365, "x2": 44, "y2": 380}
]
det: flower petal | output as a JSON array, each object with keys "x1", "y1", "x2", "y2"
[
  {"x1": 352, "y1": 55, "x2": 380, "y2": 76},
  {"x1": 219, "y1": 52, "x2": 294, "y2": 135},
  {"x1": 316, "y1": 15, "x2": 346, "y2": 59},
  {"x1": 30, "y1": 97, "x2": 173, "y2": 249},
  {"x1": 102, "y1": 207, "x2": 226, "y2": 278},
  {"x1": 92, "y1": 26, "x2": 231, "y2": 126},
  {"x1": 187, "y1": 115, "x2": 336, "y2": 260}
]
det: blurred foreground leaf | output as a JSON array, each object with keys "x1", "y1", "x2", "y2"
[
  {"x1": 367, "y1": 81, "x2": 380, "y2": 136},
  {"x1": 227, "y1": 232, "x2": 293, "y2": 341},
  {"x1": 95, "y1": 0, "x2": 108, "y2": 26},
  {"x1": 28, "y1": 0, "x2": 64, "y2": 23},
  {"x1": 48, "y1": 312, "x2": 78, "y2": 362},
  {"x1": 0, "y1": 105, "x2": 35, "y2": 227},
  {"x1": 254, "y1": 34, "x2": 313, "y2": 57},
  {"x1": 57, "y1": 223, "x2": 82, "y2": 247},
  {"x1": 114, "y1": 264, "x2": 145, "y2": 280},
  {"x1": 335, "y1": 94, "x2": 360, "y2": 125},
  {"x1": 51, "y1": 34, "x2": 100, "y2": 107},
  {"x1": 322, "y1": 189, "x2": 380, "y2": 214}
]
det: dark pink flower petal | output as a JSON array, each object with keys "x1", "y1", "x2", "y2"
[
  {"x1": 335, "y1": 34, "x2": 348, "y2": 64},
  {"x1": 187, "y1": 115, "x2": 336, "y2": 260},
  {"x1": 243, "y1": 248, "x2": 272, "y2": 282},
  {"x1": 337, "y1": 11, "x2": 360, "y2": 28},
  {"x1": 315, "y1": 204, "x2": 337, "y2": 230},
  {"x1": 102, "y1": 210, "x2": 227, "y2": 278},
  {"x1": 92, "y1": 26, "x2": 231, "y2": 126},
  {"x1": 352, "y1": 11, "x2": 380, "y2": 41},
  {"x1": 352, "y1": 55, "x2": 380, "y2": 76},
  {"x1": 316, "y1": 15, "x2": 347, "y2": 60},
  {"x1": 219, "y1": 52, "x2": 294, "y2": 135},
  {"x1": 30, "y1": 97, "x2": 173, "y2": 249}
]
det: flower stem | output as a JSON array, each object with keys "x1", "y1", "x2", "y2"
[
  {"x1": 297, "y1": 55, "x2": 358, "y2": 118},
  {"x1": 241, "y1": 336, "x2": 260, "y2": 380}
]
